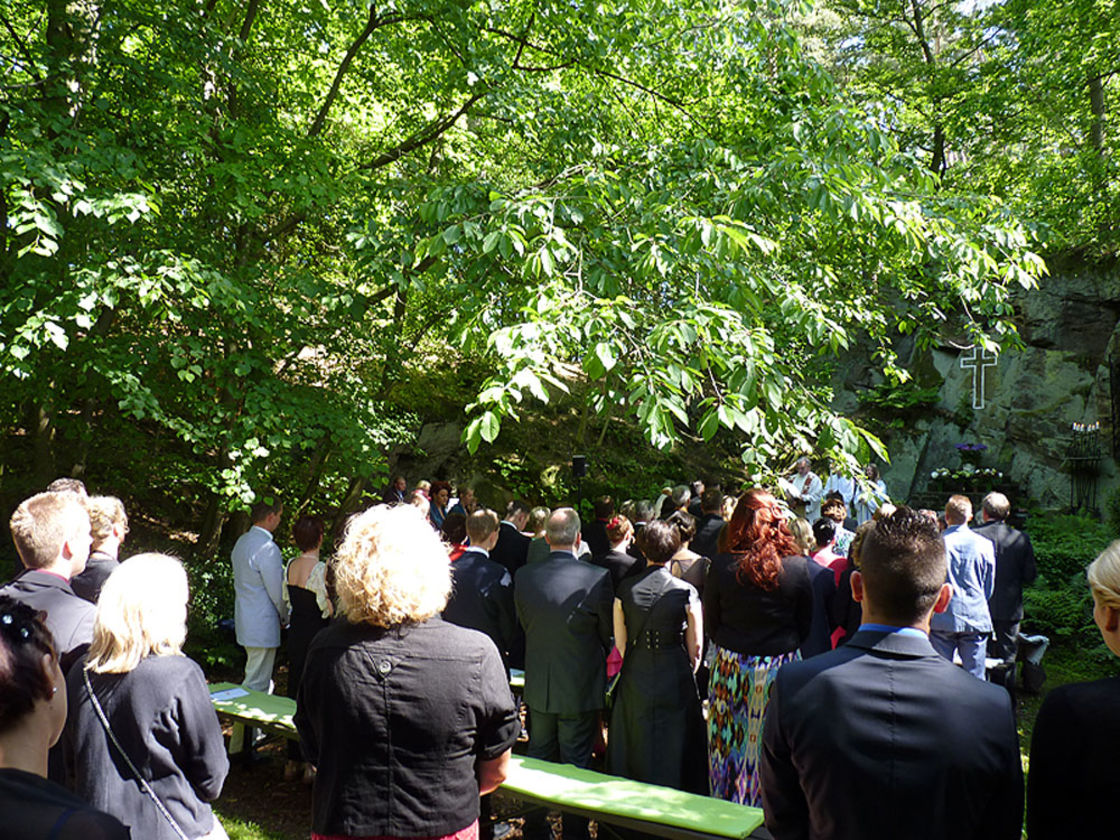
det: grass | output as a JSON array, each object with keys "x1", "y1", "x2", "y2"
[{"x1": 215, "y1": 810, "x2": 296, "y2": 840}]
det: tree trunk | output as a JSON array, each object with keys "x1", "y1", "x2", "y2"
[
  {"x1": 196, "y1": 494, "x2": 228, "y2": 562},
  {"x1": 930, "y1": 123, "x2": 946, "y2": 176},
  {"x1": 338, "y1": 476, "x2": 369, "y2": 516},
  {"x1": 295, "y1": 437, "x2": 332, "y2": 513}
]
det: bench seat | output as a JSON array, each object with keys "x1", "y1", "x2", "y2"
[{"x1": 208, "y1": 683, "x2": 769, "y2": 840}]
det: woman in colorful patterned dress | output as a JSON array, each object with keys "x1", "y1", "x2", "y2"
[{"x1": 703, "y1": 488, "x2": 814, "y2": 806}]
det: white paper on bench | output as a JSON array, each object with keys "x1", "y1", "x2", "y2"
[{"x1": 210, "y1": 687, "x2": 251, "y2": 701}]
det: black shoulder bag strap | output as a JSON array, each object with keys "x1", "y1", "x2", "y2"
[{"x1": 83, "y1": 667, "x2": 190, "y2": 840}]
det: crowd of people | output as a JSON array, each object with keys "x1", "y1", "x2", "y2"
[{"x1": 0, "y1": 465, "x2": 1117, "y2": 839}]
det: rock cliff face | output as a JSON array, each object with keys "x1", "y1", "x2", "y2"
[{"x1": 843, "y1": 258, "x2": 1120, "y2": 512}]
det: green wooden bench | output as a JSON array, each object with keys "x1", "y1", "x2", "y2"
[
  {"x1": 208, "y1": 683, "x2": 769, "y2": 840},
  {"x1": 501, "y1": 755, "x2": 767, "y2": 840},
  {"x1": 209, "y1": 681, "x2": 297, "y2": 742}
]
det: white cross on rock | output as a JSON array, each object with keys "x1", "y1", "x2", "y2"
[{"x1": 959, "y1": 347, "x2": 998, "y2": 410}]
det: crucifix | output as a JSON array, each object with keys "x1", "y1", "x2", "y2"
[{"x1": 960, "y1": 347, "x2": 998, "y2": 410}]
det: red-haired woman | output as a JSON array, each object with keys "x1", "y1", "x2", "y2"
[{"x1": 703, "y1": 489, "x2": 813, "y2": 806}]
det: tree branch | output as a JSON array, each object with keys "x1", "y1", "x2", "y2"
[
  {"x1": 1, "y1": 12, "x2": 42, "y2": 81},
  {"x1": 360, "y1": 90, "x2": 488, "y2": 170},
  {"x1": 309, "y1": 10, "x2": 421, "y2": 138},
  {"x1": 238, "y1": 0, "x2": 261, "y2": 42},
  {"x1": 485, "y1": 25, "x2": 696, "y2": 120}
]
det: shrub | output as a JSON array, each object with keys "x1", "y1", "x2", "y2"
[
  {"x1": 1022, "y1": 577, "x2": 1095, "y2": 640},
  {"x1": 1021, "y1": 513, "x2": 1113, "y2": 647},
  {"x1": 1025, "y1": 513, "x2": 1113, "y2": 581}
]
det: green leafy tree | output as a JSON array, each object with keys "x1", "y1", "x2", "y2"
[{"x1": 1, "y1": 0, "x2": 1046, "y2": 551}]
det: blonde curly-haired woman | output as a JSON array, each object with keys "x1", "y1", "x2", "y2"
[{"x1": 294, "y1": 504, "x2": 519, "y2": 840}]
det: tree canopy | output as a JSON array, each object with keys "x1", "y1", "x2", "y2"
[{"x1": 1, "y1": 0, "x2": 1052, "y2": 548}]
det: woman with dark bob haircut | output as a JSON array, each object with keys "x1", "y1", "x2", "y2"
[
  {"x1": 0, "y1": 595, "x2": 128, "y2": 838},
  {"x1": 294, "y1": 504, "x2": 519, "y2": 840},
  {"x1": 704, "y1": 488, "x2": 813, "y2": 806},
  {"x1": 607, "y1": 520, "x2": 706, "y2": 793}
]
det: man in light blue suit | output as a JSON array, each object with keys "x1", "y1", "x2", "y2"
[
  {"x1": 930, "y1": 494, "x2": 996, "y2": 678},
  {"x1": 229, "y1": 496, "x2": 287, "y2": 754}
]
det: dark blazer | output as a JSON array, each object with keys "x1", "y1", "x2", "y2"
[
  {"x1": 582, "y1": 519, "x2": 611, "y2": 559},
  {"x1": 800, "y1": 557, "x2": 837, "y2": 659},
  {"x1": 761, "y1": 628, "x2": 1023, "y2": 840},
  {"x1": 1027, "y1": 675, "x2": 1120, "y2": 839},
  {"x1": 515, "y1": 551, "x2": 613, "y2": 714},
  {"x1": 973, "y1": 520, "x2": 1037, "y2": 622},
  {"x1": 703, "y1": 553, "x2": 814, "y2": 656},
  {"x1": 691, "y1": 513, "x2": 725, "y2": 559},
  {"x1": 592, "y1": 548, "x2": 642, "y2": 589},
  {"x1": 491, "y1": 522, "x2": 531, "y2": 577},
  {"x1": 70, "y1": 551, "x2": 119, "y2": 605},
  {"x1": 0, "y1": 570, "x2": 94, "y2": 673},
  {"x1": 829, "y1": 567, "x2": 861, "y2": 646},
  {"x1": 443, "y1": 549, "x2": 517, "y2": 664}
]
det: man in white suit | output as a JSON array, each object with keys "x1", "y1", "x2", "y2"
[{"x1": 229, "y1": 497, "x2": 287, "y2": 755}]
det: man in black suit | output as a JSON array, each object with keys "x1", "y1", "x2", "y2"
[
  {"x1": 690, "y1": 487, "x2": 725, "y2": 558},
  {"x1": 2, "y1": 491, "x2": 95, "y2": 673},
  {"x1": 581, "y1": 496, "x2": 613, "y2": 558},
  {"x1": 974, "y1": 491, "x2": 1037, "y2": 693},
  {"x1": 443, "y1": 509, "x2": 517, "y2": 668},
  {"x1": 761, "y1": 506, "x2": 1022, "y2": 840},
  {"x1": 490, "y1": 500, "x2": 531, "y2": 577},
  {"x1": 515, "y1": 508, "x2": 613, "y2": 840}
]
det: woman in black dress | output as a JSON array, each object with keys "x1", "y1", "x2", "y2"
[
  {"x1": 607, "y1": 520, "x2": 706, "y2": 793},
  {"x1": 285, "y1": 514, "x2": 332, "y2": 782}
]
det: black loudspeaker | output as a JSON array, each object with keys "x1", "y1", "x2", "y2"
[{"x1": 572, "y1": 455, "x2": 588, "y2": 478}]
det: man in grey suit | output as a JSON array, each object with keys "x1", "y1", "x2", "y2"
[
  {"x1": 761, "y1": 506, "x2": 1023, "y2": 840},
  {"x1": 230, "y1": 497, "x2": 287, "y2": 755},
  {"x1": 515, "y1": 507, "x2": 612, "y2": 840}
]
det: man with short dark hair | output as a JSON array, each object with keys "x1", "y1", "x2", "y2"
[
  {"x1": 821, "y1": 496, "x2": 856, "y2": 557},
  {"x1": 691, "y1": 488, "x2": 725, "y2": 558},
  {"x1": 930, "y1": 494, "x2": 996, "y2": 679},
  {"x1": 230, "y1": 496, "x2": 287, "y2": 755},
  {"x1": 443, "y1": 509, "x2": 517, "y2": 667},
  {"x1": 974, "y1": 492, "x2": 1037, "y2": 692},
  {"x1": 761, "y1": 507, "x2": 1023, "y2": 840},
  {"x1": 491, "y1": 500, "x2": 531, "y2": 577},
  {"x1": 515, "y1": 508, "x2": 612, "y2": 840}
]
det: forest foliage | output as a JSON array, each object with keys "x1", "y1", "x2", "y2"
[{"x1": 3, "y1": 0, "x2": 1114, "y2": 553}]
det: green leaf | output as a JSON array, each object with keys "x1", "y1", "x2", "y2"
[
  {"x1": 593, "y1": 342, "x2": 616, "y2": 372},
  {"x1": 479, "y1": 410, "x2": 500, "y2": 443}
]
